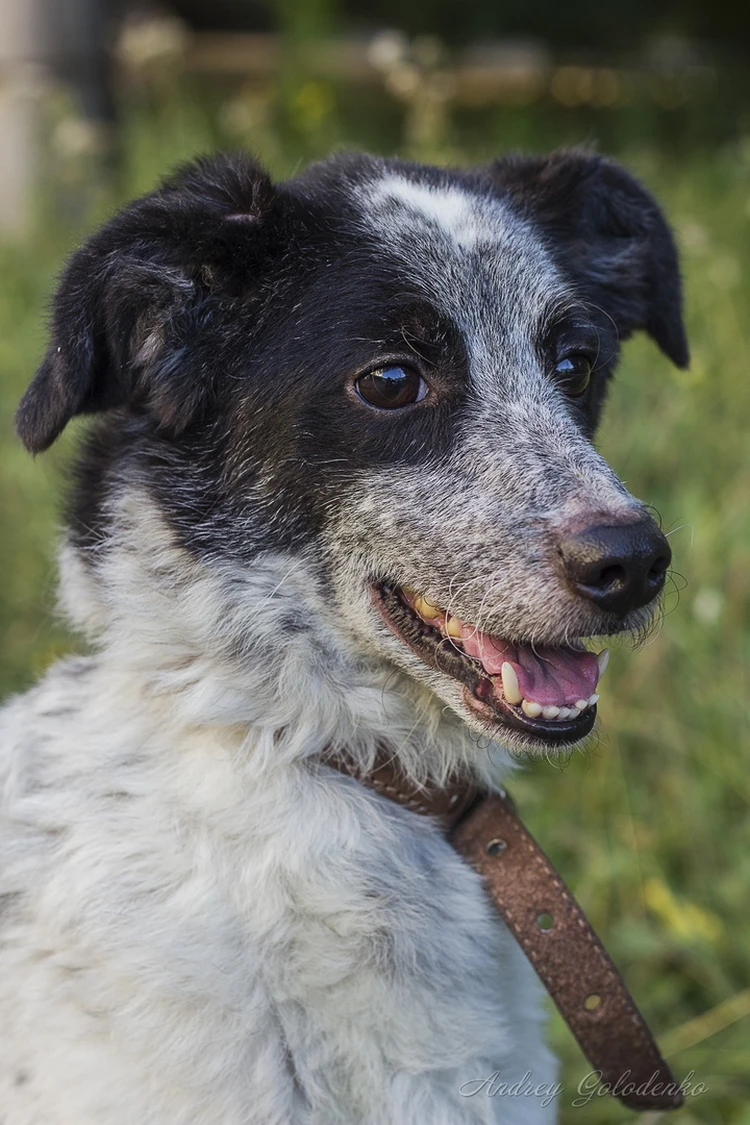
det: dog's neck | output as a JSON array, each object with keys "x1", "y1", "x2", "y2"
[{"x1": 58, "y1": 487, "x2": 510, "y2": 789}]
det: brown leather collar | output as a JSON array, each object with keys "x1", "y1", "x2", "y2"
[{"x1": 324, "y1": 749, "x2": 683, "y2": 1113}]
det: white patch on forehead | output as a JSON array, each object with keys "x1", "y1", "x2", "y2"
[
  {"x1": 368, "y1": 175, "x2": 498, "y2": 249},
  {"x1": 358, "y1": 167, "x2": 576, "y2": 411}
]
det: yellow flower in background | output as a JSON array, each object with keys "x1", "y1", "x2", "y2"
[{"x1": 294, "y1": 81, "x2": 335, "y2": 127}]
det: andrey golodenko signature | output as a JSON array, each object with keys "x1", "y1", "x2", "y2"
[{"x1": 459, "y1": 1069, "x2": 707, "y2": 1108}]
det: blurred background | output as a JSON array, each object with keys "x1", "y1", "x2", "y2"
[{"x1": 1, "y1": 1, "x2": 749, "y2": 1121}]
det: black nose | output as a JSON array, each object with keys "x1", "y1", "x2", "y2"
[{"x1": 559, "y1": 518, "x2": 671, "y2": 618}]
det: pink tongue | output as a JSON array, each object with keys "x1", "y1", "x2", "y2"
[{"x1": 459, "y1": 627, "x2": 599, "y2": 707}]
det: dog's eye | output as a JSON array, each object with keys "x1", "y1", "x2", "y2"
[
  {"x1": 355, "y1": 365, "x2": 426, "y2": 410},
  {"x1": 554, "y1": 355, "x2": 592, "y2": 398}
]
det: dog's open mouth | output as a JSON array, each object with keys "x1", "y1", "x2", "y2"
[{"x1": 374, "y1": 583, "x2": 609, "y2": 745}]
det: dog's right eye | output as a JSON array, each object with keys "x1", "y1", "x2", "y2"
[
  {"x1": 355, "y1": 365, "x2": 427, "y2": 410},
  {"x1": 554, "y1": 354, "x2": 592, "y2": 398}
]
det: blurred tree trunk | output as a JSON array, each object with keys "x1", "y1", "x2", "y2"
[
  {"x1": 0, "y1": 0, "x2": 43, "y2": 234},
  {"x1": 0, "y1": 0, "x2": 114, "y2": 235}
]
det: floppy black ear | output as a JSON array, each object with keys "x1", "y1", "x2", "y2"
[
  {"x1": 16, "y1": 152, "x2": 280, "y2": 454},
  {"x1": 487, "y1": 149, "x2": 689, "y2": 368}
]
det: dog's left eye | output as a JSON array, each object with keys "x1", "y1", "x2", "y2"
[
  {"x1": 355, "y1": 365, "x2": 427, "y2": 410},
  {"x1": 554, "y1": 355, "x2": 592, "y2": 398}
]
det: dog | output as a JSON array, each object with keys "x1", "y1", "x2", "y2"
[{"x1": 0, "y1": 148, "x2": 687, "y2": 1124}]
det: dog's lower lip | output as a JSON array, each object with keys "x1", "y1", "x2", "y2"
[
  {"x1": 372, "y1": 582, "x2": 597, "y2": 745},
  {"x1": 462, "y1": 683, "x2": 596, "y2": 743}
]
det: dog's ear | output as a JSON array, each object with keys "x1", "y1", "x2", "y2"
[
  {"x1": 16, "y1": 153, "x2": 281, "y2": 454},
  {"x1": 487, "y1": 149, "x2": 689, "y2": 368}
]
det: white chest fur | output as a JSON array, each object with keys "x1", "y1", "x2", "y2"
[{"x1": 0, "y1": 656, "x2": 557, "y2": 1125}]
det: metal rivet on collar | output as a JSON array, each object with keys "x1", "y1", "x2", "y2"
[{"x1": 584, "y1": 993, "x2": 602, "y2": 1012}]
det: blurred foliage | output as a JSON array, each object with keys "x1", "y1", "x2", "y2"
[
  {"x1": 1, "y1": 58, "x2": 750, "y2": 1125},
  {"x1": 338, "y1": 0, "x2": 750, "y2": 51},
  {"x1": 171, "y1": 0, "x2": 750, "y2": 52}
]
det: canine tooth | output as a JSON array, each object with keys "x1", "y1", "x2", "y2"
[
  {"x1": 500, "y1": 662, "x2": 523, "y2": 705},
  {"x1": 588, "y1": 693, "x2": 600, "y2": 707},
  {"x1": 596, "y1": 649, "x2": 610, "y2": 677},
  {"x1": 445, "y1": 616, "x2": 462, "y2": 639},
  {"x1": 574, "y1": 699, "x2": 589, "y2": 711},
  {"x1": 522, "y1": 699, "x2": 543, "y2": 718},
  {"x1": 542, "y1": 705, "x2": 560, "y2": 720}
]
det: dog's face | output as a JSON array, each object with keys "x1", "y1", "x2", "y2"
[{"x1": 17, "y1": 150, "x2": 687, "y2": 756}]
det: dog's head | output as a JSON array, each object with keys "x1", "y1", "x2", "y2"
[{"x1": 17, "y1": 149, "x2": 687, "y2": 755}]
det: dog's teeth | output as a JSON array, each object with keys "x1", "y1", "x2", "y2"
[
  {"x1": 596, "y1": 649, "x2": 610, "y2": 677},
  {"x1": 558, "y1": 707, "x2": 573, "y2": 720},
  {"x1": 588, "y1": 693, "x2": 600, "y2": 707},
  {"x1": 414, "y1": 594, "x2": 442, "y2": 618},
  {"x1": 574, "y1": 699, "x2": 589, "y2": 711},
  {"x1": 542, "y1": 705, "x2": 560, "y2": 720},
  {"x1": 445, "y1": 616, "x2": 462, "y2": 639},
  {"x1": 522, "y1": 699, "x2": 542, "y2": 718},
  {"x1": 500, "y1": 662, "x2": 523, "y2": 705}
]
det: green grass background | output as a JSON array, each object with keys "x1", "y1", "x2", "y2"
[{"x1": 1, "y1": 83, "x2": 749, "y2": 1124}]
